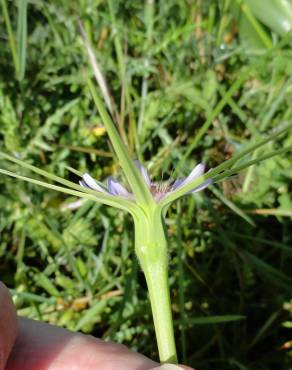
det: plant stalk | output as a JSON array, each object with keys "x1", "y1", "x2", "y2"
[{"x1": 134, "y1": 212, "x2": 177, "y2": 363}]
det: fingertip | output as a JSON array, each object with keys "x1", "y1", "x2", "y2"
[{"x1": 0, "y1": 282, "x2": 17, "y2": 369}]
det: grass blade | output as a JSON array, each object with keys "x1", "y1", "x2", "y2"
[
  {"x1": 244, "y1": 251, "x2": 292, "y2": 291},
  {"x1": 176, "y1": 315, "x2": 245, "y2": 326},
  {"x1": 211, "y1": 187, "x2": 256, "y2": 226},
  {"x1": 1, "y1": 0, "x2": 18, "y2": 74},
  {"x1": 16, "y1": 0, "x2": 27, "y2": 80},
  {"x1": 182, "y1": 68, "x2": 250, "y2": 161},
  {"x1": 79, "y1": 22, "x2": 114, "y2": 116}
]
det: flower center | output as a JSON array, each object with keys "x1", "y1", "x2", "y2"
[{"x1": 150, "y1": 182, "x2": 172, "y2": 201}]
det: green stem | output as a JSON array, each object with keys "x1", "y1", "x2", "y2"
[
  {"x1": 134, "y1": 211, "x2": 177, "y2": 363},
  {"x1": 1, "y1": 0, "x2": 19, "y2": 75}
]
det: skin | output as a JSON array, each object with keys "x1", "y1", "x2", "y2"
[{"x1": 0, "y1": 282, "x2": 193, "y2": 370}]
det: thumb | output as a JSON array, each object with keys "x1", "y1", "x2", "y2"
[{"x1": 0, "y1": 282, "x2": 17, "y2": 370}]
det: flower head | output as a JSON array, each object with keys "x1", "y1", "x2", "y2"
[{"x1": 80, "y1": 161, "x2": 212, "y2": 203}]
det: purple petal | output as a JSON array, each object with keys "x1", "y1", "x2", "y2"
[
  {"x1": 183, "y1": 163, "x2": 205, "y2": 185},
  {"x1": 81, "y1": 173, "x2": 108, "y2": 193},
  {"x1": 107, "y1": 176, "x2": 131, "y2": 197},
  {"x1": 79, "y1": 180, "x2": 88, "y2": 188},
  {"x1": 173, "y1": 163, "x2": 205, "y2": 190},
  {"x1": 172, "y1": 178, "x2": 185, "y2": 190},
  {"x1": 134, "y1": 160, "x2": 151, "y2": 187},
  {"x1": 191, "y1": 178, "x2": 213, "y2": 193}
]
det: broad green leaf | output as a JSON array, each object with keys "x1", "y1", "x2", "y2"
[
  {"x1": 238, "y1": 0, "x2": 273, "y2": 48},
  {"x1": 244, "y1": 0, "x2": 292, "y2": 36}
]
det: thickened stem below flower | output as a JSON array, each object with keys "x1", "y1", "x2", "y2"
[{"x1": 134, "y1": 212, "x2": 177, "y2": 364}]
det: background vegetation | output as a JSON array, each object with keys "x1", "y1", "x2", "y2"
[{"x1": 1, "y1": 1, "x2": 292, "y2": 369}]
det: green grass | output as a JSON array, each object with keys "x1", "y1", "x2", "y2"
[{"x1": 1, "y1": 1, "x2": 292, "y2": 369}]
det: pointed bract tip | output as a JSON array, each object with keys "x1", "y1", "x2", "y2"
[{"x1": 191, "y1": 178, "x2": 212, "y2": 193}]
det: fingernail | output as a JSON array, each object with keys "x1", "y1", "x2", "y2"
[{"x1": 150, "y1": 365, "x2": 184, "y2": 370}]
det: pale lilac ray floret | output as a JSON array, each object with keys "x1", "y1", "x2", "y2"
[{"x1": 79, "y1": 161, "x2": 212, "y2": 202}]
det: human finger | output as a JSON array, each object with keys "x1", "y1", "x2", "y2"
[
  {"x1": 6, "y1": 317, "x2": 158, "y2": 370},
  {"x1": 0, "y1": 282, "x2": 17, "y2": 370}
]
